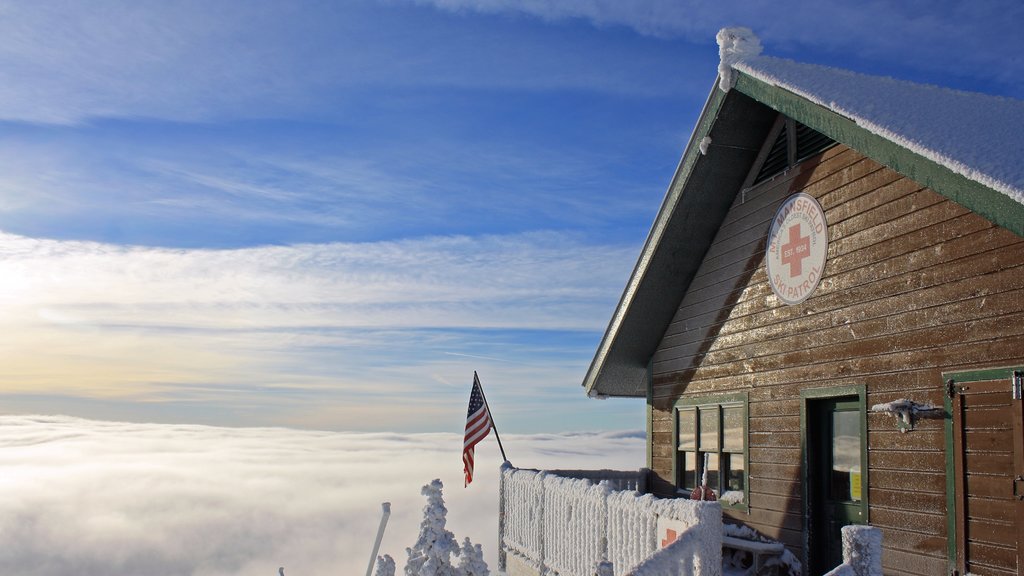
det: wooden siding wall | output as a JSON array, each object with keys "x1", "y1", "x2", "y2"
[{"x1": 647, "y1": 144, "x2": 1024, "y2": 576}]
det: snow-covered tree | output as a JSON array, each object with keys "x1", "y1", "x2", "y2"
[
  {"x1": 456, "y1": 537, "x2": 489, "y2": 576},
  {"x1": 405, "y1": 479, "x2": 459, "y2": 576},
  {"x1": 374, "y1": 554, "x2": 396, "y2": 576}
]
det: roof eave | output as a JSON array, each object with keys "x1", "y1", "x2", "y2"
[
  {"x1": 582, "y1": 80, "x2": 725, "y2": 399},
  {"x1": 583, "y1": 79, "x2": 777, "y2": 398}
]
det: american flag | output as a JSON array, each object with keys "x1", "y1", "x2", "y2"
[{"x1": 463, "y1": 372, "x2": 493, "y2": 486}]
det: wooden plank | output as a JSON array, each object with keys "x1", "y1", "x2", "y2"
[
  {"x1": 870, "y1": 469, "x2": 946, "y2": 493},
  {"x1": 748, "y1": 446, "x2": 800, "y2": 465},
  {"x1": 746, "y1": 492, "x2": 801, "y2": 515},
  {"x1": 870, "y1": 487, "x2": 945, "y2": 513},
  {"x1": 965, "y1": 430, "x2": 1017, "y2": 454},
  {"x1": 748, "y1": 431, "x2": 800, "y2": 449},
  {"x1": 968, "y1": 519, "x2": 1017, "y2": 547},
  {"x1": 881, "y1": 547, "x2": 949, "y2": 576},
  {"x1": 966, "y1": 496, "x2": 1018, "y2": 523},
  {"x1": 963, "y1": 389, "x2": 1015, "y2": 409},
  {"x1": 962, "y1": 404, "x2": 1012, "y2": 429},
  {"x1": 749, "y1": 462, "x2": 801, "y2": 482},
  {"x1": 869, "y1": 450, "x2": 945, "y2": 473},
  {"x1": 966, "y1": 474, "x2": 1014, "y2": 499},
  {"x1": 876, "y1": 526, "x2": 949, "y2": 559},
  {"x1": 967, "y1": 541, "x2": 1018, "y2": 573},
  {"x1": 871, "y1": 507, "x2": 946, "y2": 534},
  {"x1": 748, "y1": 415, "x2": 800, "y2": 433},
  {"x1": 741, "y1": 506, "x2": 803, "y2": 532},
  {"x1": 748, "y1": 397, "x2": 800, "y2": 417},
  {"x1": 869, "y1": 429, "x2": 945, "y2": 451},
  {"x1": 747, "y1": 476, "x2": 800, "y2": 499}
]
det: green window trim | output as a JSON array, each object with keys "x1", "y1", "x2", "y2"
[
  {"x1": 799, "y1": 385, "x2": 869, "y2": 572},
  {"x1": 672, "y1": 392, "x2": 749, "y2": 512}
]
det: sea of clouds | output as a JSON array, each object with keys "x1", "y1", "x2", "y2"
[{"x1": 0, "y1": 415, "x2": 643, "y2": 575}]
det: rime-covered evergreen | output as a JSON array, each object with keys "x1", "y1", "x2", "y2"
[
  {"x1": 456, "y1": 537, "x2": 489, "y2": 576},
  {"x1": 404, "y1": 479, "x2": 459, "y2": 576},
  {"x1": 373, "y1": 554, "x2": 396, "y2": 576}
]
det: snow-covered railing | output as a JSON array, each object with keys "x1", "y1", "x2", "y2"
[
  {"x1": 622, "y1": 524, "x2": 702, "y2": 576},
  {"x1": 543, "y1": 468, "x2": 648, "y2": 493},
  {"x1": 498, "y1": 464, "x2": 722, "y2": 576}
]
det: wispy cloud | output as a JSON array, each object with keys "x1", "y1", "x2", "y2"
[
  {"x1": 0, "y1": 231, "x2": 638, "y2": 430},
  {"x1": 0, "y1": 121, "x2": 669, "y2": 247},
  {"x1": 0, "y1": 415, "x2": 644, "y2": 575},
  {"x1": 0, "y1": 1, "x2": 702, "y2": 125},
  {"x1": 411, "y1": 0, "x2": 1024, "y2": 95}
]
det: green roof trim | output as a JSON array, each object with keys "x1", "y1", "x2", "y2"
[{"x1": 734, "y1": 71, "x2": 1024, "y2": 237}]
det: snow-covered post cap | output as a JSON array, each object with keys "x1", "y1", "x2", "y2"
[
  {"x1": 841, "y1": 525, "x2": 882, "y2": 576},
  {"x1": 717, "y1": 27, "x2": 762, "y2": 92}
]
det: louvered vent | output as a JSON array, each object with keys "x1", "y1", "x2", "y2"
[
  {"x1": 752, "y1": 120, "x2": 836, "y2": 185},
  {"x1": 795, "y1": 122, "x2": 836, "y2": 162},
  {"x1": 753, "y1": 127, "x2": 789, "y2": 185}
]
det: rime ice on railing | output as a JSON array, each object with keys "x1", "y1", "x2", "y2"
[{"x1": 498, "y1": 465, "x2": 722, "y2": 576}]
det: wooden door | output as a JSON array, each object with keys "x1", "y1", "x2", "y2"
[{"x1": 949, "y1": 371, "x2": 1024, "y2": 576}]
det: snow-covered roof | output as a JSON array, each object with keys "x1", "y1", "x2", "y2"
[
  {"x1": 735, "y1": 55, "x2": 1024, "y2": 206},
  {"x1": 582, "y1": 29, "x2": 1024, "y2": 399}
]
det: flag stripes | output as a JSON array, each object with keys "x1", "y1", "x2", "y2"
[{"x1": 462, "y1": 372, "x2": 493, "y2": 486}]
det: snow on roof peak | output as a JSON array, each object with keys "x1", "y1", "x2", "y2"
[
  {"x1": 735, "y1": 55, "x2": 1024, "y2": 206},
  {"x1": 716, "y1": 27, "x2": 762, "y2": 92}
]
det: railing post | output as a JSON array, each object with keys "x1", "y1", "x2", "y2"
[
  {"x1": 537, "y1": 472, "x2": 546, "y2": 571},
  {"x1": 497, "y1": 464, "x2": 507, "y2": 571}
]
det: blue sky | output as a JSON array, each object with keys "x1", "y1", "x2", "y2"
[{"x1": 1, "y1": 0, "x2": 1020, "y2": 432}]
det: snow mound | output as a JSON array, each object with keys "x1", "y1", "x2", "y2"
[{"x1": 717, "y1": 27, "x2": 762, "y2": 92}]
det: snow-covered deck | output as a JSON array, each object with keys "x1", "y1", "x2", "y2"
[{"x1": 497, "y1": 464, "x2": 722, "y2": 576}]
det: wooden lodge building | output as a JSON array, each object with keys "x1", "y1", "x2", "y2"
[{"x1": 580, "y1": 41, "x2": 1024, "y2": 576}]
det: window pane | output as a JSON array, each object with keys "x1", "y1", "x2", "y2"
[
  {"x1": 831, "y1": 410, "x2": 861, "y2": 502},
  {"x1": 726, "y1": 453, "x2": 744, "y2": 492},
  {"x1": 678, "y1": 408, "x2": 696, "y2": 451},
  {"x1": 722, "y1": 405, "x2": 743, "y2": 451},
  {"x1": 681, "y1": 452, "x2": 696, "y2": 490},
  {"x1": 702, "y1": 452, "x2": 720, "y2": 492},
  {"x1": 699, "y1": 406, "x2": 719, "y2": 451}
]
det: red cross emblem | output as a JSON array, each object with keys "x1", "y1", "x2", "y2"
[
  {"x1": 780, "y1": 223, "x2": 811, "y2": 277},
  {"x1": 661, "y1": 528, "x2": 678, "y2": 548}
]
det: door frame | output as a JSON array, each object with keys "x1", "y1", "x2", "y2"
[
  {"x1": 800, "y1": 384, "x2": 869, "y2": 574},
  {"x1": 943, "y1": 365, "x2": 1024, "y2": 575}
]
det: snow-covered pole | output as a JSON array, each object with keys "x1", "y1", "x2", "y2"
[
  {"x1": 365, "y1": 502, "x2": 391, "y2": 576},
  {"x1": 475, "y1": 371, "x2": 508, "y2": 462}
]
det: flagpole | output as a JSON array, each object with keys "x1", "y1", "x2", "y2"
[{"x1": 475, "y1": 371, "x2": 508, "y2": 463}]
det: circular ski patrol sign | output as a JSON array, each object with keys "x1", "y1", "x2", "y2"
[{"x1": 766, "y1": 192, "x2": 828, "y2": 305}]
